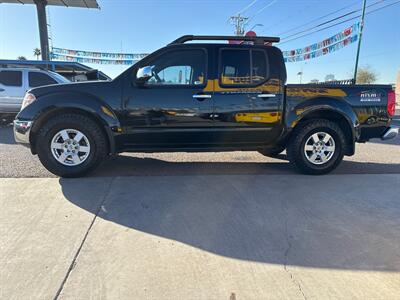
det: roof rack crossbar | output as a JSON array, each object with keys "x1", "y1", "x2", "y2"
[{"x1": 170, "y1": 35, "x2": 280, "y2": 45}]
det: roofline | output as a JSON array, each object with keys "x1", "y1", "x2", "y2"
[
  {"x1": 170, "y1": 35, "x2": 280, "y2": 45},
  {"x1": 0, "y1": 59, "x2": 92, "y2": 70}
]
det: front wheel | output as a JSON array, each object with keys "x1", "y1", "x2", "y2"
[
  {"x1": 36, "y1": 114, "x2": 108, "y2": 177},
  {"x1": 287, "y1": 119, "x2": 345, "y2": 175}
]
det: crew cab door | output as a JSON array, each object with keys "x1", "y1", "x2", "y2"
[
  {"x1": 0, "y1": 69, "x2": 25, "y2": 112},
  {"x1": 212, "y1": 47, "x2": 284, "y2": 146},
  {"x1": 28, "y1": 70, "x2": 58, "y2": 88},
  {"x1": 122, "y1": 47, "x2": 214, "y2": 149}
]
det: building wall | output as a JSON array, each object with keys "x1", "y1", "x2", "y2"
[{"x1": 396, "y1": 70, "x2": 400, "y2": 105}]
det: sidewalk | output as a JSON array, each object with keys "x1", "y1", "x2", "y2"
[{"x1": 1, "y1": 174, "x2": 400, "y2": 299}]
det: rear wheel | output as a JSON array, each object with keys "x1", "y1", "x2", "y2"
[
  {"x1": 36, "y1": 114, "x2": 108, "y2": 177},
  {"x1": 287, "y1": 119, "x2": 345, "y2": 175}
]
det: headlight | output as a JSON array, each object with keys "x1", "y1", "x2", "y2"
[{"x1": 21, "y1": 93, "x2": 36, "y2": 110}]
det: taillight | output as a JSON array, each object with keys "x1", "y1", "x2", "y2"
[{"x1": 387, "y1": 90, "x2": 396, "y2": 117}]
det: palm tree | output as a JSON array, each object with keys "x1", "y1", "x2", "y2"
[
  {"x1": 17, "y1": 56, "x2": 27, "y2": 60},
  {"x1": 33, "y1": 48, "x2": 41, "y2": 60}
]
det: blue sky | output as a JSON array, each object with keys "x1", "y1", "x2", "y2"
[{"x1": 1, "y1": 0, "x2": 399, "y2": 83}]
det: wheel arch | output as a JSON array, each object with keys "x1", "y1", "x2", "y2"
[
  {"x1": 286, "y1": 98, "x2": 359, "y2": 156},
  {"x1": 30, "y1": 106, "x2": 118, "y2": 155}
]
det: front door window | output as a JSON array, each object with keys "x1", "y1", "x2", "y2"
[{"x1": 142, "y1": 49, "x2": 206, "y2": 87}]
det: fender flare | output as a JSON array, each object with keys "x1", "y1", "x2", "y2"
[
  {"x1": 285, "y1": 97, "x2": 360, "y2": 154},
  {"x1": 21, "y1": 91, "x2": 121, "y2": 154}
]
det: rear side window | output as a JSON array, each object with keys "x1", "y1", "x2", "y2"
[
  {"x1": 220, "y1": 49, "x2": 251, "y2": 85},
  {"x1": 29, "y1": 72, "x2": 57, "y2": 87},
  {"x1": 252, "y1": 50, "x2": 268, "y2": 84},
  {"x1": 219, "y1": 49, "x2": 268, "y2": 86},
  {"x1": 0, "y1": 70, "x2": 22, "y2": 87}
]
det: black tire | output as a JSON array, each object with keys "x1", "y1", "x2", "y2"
[
  {"x1": 36, "y1": 114, "x2": 108, "y2": 178},
  {"x1": 287, "y1": 119, "x2": 345, "y2": 175},
  {"x1": 258, "y1": 146, "x2": 285, "y2": 158}
]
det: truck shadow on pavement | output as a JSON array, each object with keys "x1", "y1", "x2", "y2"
[
  {"x1": 59, "y1": 172, "x2": 400, "y2": 272},
  {"x1": 90, "y1": 155, "x2": 400, "y2": 177}
]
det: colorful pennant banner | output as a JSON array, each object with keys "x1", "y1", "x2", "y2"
[
  {"x1": 51, "y1": 53, "x2": 140, "y2": 65},
  {"x1": 51, "y1": 47, "x2": 148, "y2": 60},
  {"x1": 283, "y1": 35, "x2": 358, "y2": 63},
  {"x1": 282, "y1": 22, "x2": 360, "y2": 62},
  {"x1": 51, "y1": 22, "x2": 360, "y2": 65}
]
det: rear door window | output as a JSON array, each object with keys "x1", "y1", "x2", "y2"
[
  {"x1": 252, "y1": 50, "x2": 268, "y2": 84},
  {"x1": 220, "y1": 49, "x2": 251, "y2": 86},
  {"x1": 0, "y1": 70, "x2": 23, "y2": 87},
  {"x1": 29, "y1": 72, "x2": 57, "y2": 87},
  {"x1": 219, "y1": 49, "x2": 268, "y2": 86}
]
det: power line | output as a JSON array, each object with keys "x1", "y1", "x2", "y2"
[
  {"x1": 228, "y1": 0, "x2": 259, "y2": 35},
  {"x1": 280, "y1": 0, "x2": 386, "y2": 41},
  {"x1": 237, "y1": 0, "x2": 259, "y2": 15},
  {"x1": 248, "y1": 0, "x2": 278, "y2": 22},
  {"x1": 277, "y1": 0, "x2": 361, "y2": 36},
  {"x1": 281, "y1": 8, "x2": 360, "y2": 40},
  {"x1": 279, "y1": 0, "x2": 400, "y2": 44}
]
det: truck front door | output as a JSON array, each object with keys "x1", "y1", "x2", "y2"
[{"x1": 122, "y1": 47, "x2": 214, "y2": 149}]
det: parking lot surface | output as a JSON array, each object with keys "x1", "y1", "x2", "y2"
[
  {"x1": 1, "y1": 117, "x2": 400, "y2": 299},
  {"x1": 1, "y1": 120, "x2": 400, "y2": 178},
  {"x1": 1, "y1": 175, "x2": 400, "y2": 299}
]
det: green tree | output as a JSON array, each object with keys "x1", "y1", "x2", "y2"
[
  {"x1": 17, "y1": 56, "x2": 27, "y2": 60},
  {"x1": 33, "y1": 48, "x2": 41, "y2": 60},
  {"x1": 325, "y1": 74, "x2": 335, "y2": 82},
  {"x1": 357, "y1": 65, "x2": 377, "y2": 84}
]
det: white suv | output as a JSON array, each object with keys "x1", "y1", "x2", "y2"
[{"x1": 0, "y1": 68, "x2": 69, "y2": 123}]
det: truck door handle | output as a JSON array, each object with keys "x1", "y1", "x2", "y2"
[
  {"x1": 193, "y1": 94, "x2": 212, "y2": 101},
  {"x1": 0, "y1": 88, "x2": 4, "y2": 92},
  {"x1": 257, "y1": 94, "x2": 276, "y2": 99}
]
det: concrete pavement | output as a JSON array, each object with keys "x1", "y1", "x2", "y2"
[{"x1": 1, "y1": 174, "x2": 400, "y2": 299}]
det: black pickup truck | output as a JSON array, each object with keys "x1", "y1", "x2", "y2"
[{"x1": 14, "y1": 35, "x2": 398, "y2": 177}]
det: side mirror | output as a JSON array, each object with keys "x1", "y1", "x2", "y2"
[{"x1": 136, "y1": 65, "x2": 154, "y2": 84}]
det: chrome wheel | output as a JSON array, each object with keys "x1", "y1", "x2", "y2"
[
  {"x1": 304, "y1": 131, "x2": 335, "y2": 165},
  {"x1": 50, "y1": 129, "x2": 90, "y2": 166}
]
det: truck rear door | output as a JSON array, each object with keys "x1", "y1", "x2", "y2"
[
  {"x1": 212, "y1": 46, "x2": 284, "y2": 146},
  {"x1": 0, "y1": 69, "x2": 26, "y2": 113}
]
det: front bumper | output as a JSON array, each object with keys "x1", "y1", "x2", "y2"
[
  {"x1": 14, "y1": 120, "x2": 33, "y2": 145},
  {"x1": 381, "y1": 126, "x2": 399, "y2": 140}
]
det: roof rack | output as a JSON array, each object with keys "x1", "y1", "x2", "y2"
[{"x1": 170, "y1": 35, "x2": 280, "y2": 45}]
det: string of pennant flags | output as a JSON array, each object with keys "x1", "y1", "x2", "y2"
[
  {"x1": 51, "y1": 22, "x2": 360, "y2": 65},
  {"x1": 50, "y1": 53, "x2": 140, "y2": 65},
  {"x1": 282, "y1": 22, "x2": 360, "y2": 62},
  {"x1": 51, "y1": 47, "x2": 148, "y2": 60}
]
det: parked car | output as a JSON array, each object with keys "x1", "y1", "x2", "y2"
[
  {"x1": 0, "y1": 67, "x2": 69, "y2": 124},
  {"x1": 14, "y1": 35, "x2": 398, "y2": 177}
]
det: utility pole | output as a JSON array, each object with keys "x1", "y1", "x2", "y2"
[
  {"x1": 297, "y1": 71, "x2": 303, "y2": 84},
  {"x1": 229, "y1": 14, "x2": 249, "y2": 36},
  {"x1": 353, "y1": 0, "x2": 367, "y2": 83},
  {"x1": 33, "y1": 0, "x2": 50, "y2": 60}
]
